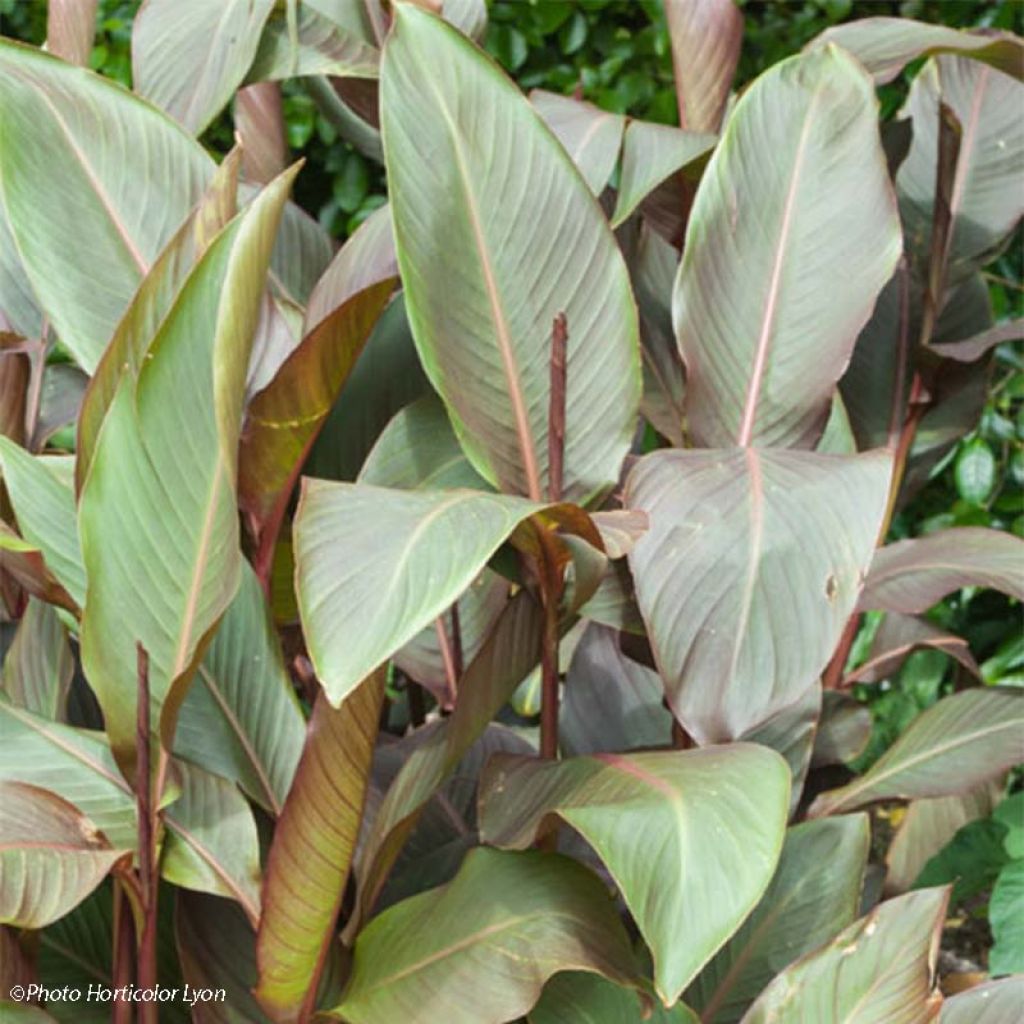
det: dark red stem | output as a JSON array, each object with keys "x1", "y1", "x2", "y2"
[{"x1": 135, "y1": 643, "x2": 158, "y2": 1022}]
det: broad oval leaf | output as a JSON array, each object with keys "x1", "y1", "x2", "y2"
[
  {"x1": 739, "y1": 888, "x2": 948, "y2": 1024},
  {"x1": 132, "y1": 0, "x2": 276, "y2": 135},
  {"x1": 674, "y1": 46, "x2": 901, "y2": 448},
  {"x1": 0, "y1": 781, "x2": 127, "y2": 929},
  {"x1": 624, "y1": 448, "x2": 890, "y2": 743},
  {"x1": 381, "y1": 3, "x2": 640, "y2": 503},
  {"x1": 687, "y1": 816, "x2": 869, "y2": 1024},
  {"x1": 809, "y1": 687, "x2": 1024, "y2": 817},
  {"x1": 479, "y1": 745, "x2": 791, "y2": 1005},
  {"x1": 334, "y1": 848, "x2": 642, "y2": 1024},
  {"x1": 0, "y1": 40, "x2": 210, "y2": 372},
  {"x1": 807, "y1": 18, "x2": 1024, "y2": 84},
  {"x1": 79, "y1": 169, "x2": 296, "y2": 767},
  {"x1": 858, "y1": 527, "x2": 1024, "y2": 613},
  {"x1": 255, "y1": 672, "x2": 384, "y2": 1023}
]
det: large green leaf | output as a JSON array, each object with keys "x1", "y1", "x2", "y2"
[
  {"x1": 0, "y1": 40, "x2": 211, "y2": 372},
  {"x1": 346, "y1": 592, "x2": 543, "y2": 939},
  {"x1": 334, "y1": 848, "x2": 642, "y2": 1024},
  {"x1": 664, "y1": 0, "x2": 741, "y2": 132},
  {"x1": 294, "y1": 479, "x2": 577, "y2": 705},
  {"x1": 897, "y1": 57, "x2": 1024, "y2": 285},
  {"x1": 687, "y1": 816, "x2": 869, "y2": 1023},
  {"x1": 380, "y1": 3, "x2": 639, "y2": 503},
  {"x1": 78, "y1": 169, "x2": 296, "y2": 767},
  {"x1": 624, "y1": 448, "x2": 890, "y2": 743},
  {"x1": 1, "y1": 597, "x2": 72, "y2": 719},
  {"x1": 809, "y1": 687, "x2": 1024, "y2": 817},
  {"x1": 132, "y1": 0, "x2": 276, "y2": 135},
  {"x1": 807, "y1": 18, "x2": 1024, "y2": 84},
  {"x1": 479, "y1": 746, "x2": 790, "y2": 1005},
  {"x1": 0, "y1": 781, "x2": 127, "y2": 928},
  {"x1": 173, "y1": 564, "x2": 305, "y2": 817},
  {"x1": 859, "y1": 528, "x2": 1024, "y2": 613},
  {"x1": 987, "y1": 858, "x2": 1024, "y2": 975},
  {"x1": 255, "y1": 672, "x2": 383, "y2": 1023},
  {"x1": 674, "y1": 47, "x2": 901, "y2": 448},
  {"x1": 530, "y1": 974, "x2": 697, "y2": 1024},
  {"x1": 940, "y1": 976, "x2": 1024, "y2": 1023},
  {"x1": 739, "y1": 888, "x2": 947, "y2": 1023}
]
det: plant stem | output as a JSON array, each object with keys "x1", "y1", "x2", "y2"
[
  {"x1": 135, "y1": 643, "x2": 158, "y2": 1022},
  {"x1": 822, "y1": 613, "x2": 861, "y2": 691},
  {"x1": 434, "y1": 614, "x2": 459, "y2": 709},
  {"x1": 539, "y1": 591, "x2": 560, "y2": 760},
  {"x1": 111, "y1": 880, "x2": 134, "y2": 1024},
  {"x1": 547, "y1": 313, "x2": 568, "y2": 506}
]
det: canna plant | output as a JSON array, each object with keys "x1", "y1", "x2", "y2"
[{"x1": 0, "y1": 1, "x2": 1022, "y2": 1022}]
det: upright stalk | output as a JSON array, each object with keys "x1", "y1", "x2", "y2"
[
  {"x1": 135, "y1": 643, "x2": 159, "y2": 1022},
  {"x1": 111, "y1": 881, "x2": 134, "y2": 1024}
]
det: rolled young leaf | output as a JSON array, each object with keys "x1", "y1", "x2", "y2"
[
  {"x1": 479, "y1": 745, "x2": 791, "y2": 1005},
  {"x1": 739, "y1": 887, "x2": 948, "y2": 1023},
  {"x1": 674, "y1": 45, "x2": 901, "y2": 449},
  {"x1": 809, "y1": 686, "x2": 1024, "y2": 817},
  {"x1": 380, "y1": 3, "x2": 640, "y2": 503},
  {"x1": 0, "y1": 781, "x2": 128, "y2": 929},
  {"x1": 333, "y1": 848, "x2": 643, "y2": 1024},
  {"x1": 625, "y1": 448, "x2": 890, "y2": 743},
  {"x1": 255, "y1": 671, "x2": 384, "y2": 1023},
  {"x1": 858, "y1": 527, "x2": 1024, "y2": 612},
  {"x1": 78, "y1": 167, "x2": 297, "y2": 770}
]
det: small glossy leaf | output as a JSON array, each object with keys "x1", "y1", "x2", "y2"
[
  {"x1": 0, "y1": 781, "x2": 127, "y2": 929},
  {"x1": 255, "y1": 671, "x2": 384, "y2": 1022},
  {"x1": 381, "y1": 3, "x2": 639, "y2": 502},
  {"x1": 688, "y1": 816, "x2": 869, "y2": 1024},
  {"x1": 625, "y1": 448, "x2": 890, "y2": 743},
  {"x1": 675, "y1": 46, "x2": 900, "y2": 449},
  {"x1": 133, "y1": 0, "x2": 276, "y2": 135},
  {"x1": 940, "y1": 976, "x2": 1024, "y2": 1023},
  {"x1": 807, "y1": 18, "x2": 1024, "y2": 84},
  {"x1": 739, "y1": 888, "x2": 948, "y2": 1024},
  {"x1": 530, "y1": 89, "x2": 625, "y2": 196},
  {"x1": 334, "y1": 849, "x2": 642, "y2": 1024},
  {"x1": 479, "y1": 746, "x2": 790, "y2": 1004},
  {"x1": 1, "y1": 598, "x2": 73, "y2": 719},
  {"x1": 954, "y1": 438, "x2": 997, "y2": 505},
  {"x1": 858, "y1": 527, "x2": 1024, "y2": 613},
  {"x1": 809, "y1": 687, "x2": 1024, "y2": 817},
  {"x1": 664, "y1": 0, "x2": 741, "y2": 132}
]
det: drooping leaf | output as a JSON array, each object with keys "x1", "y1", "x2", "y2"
[
  {"x1": 530, "y1": 89, "x2": 625, "y2": 196},
  {"x1": 333, "y1": 848, "x2": 642, "y2": 1024},
  {"x1": 0, "y1": 41, "x2": 211, "y2": 372},
  {"x1": 674, "y1": 47, "x2": 901, "y2": 449},
  {"x1": 255, "y1": 671, "x2": 384, "y2": 1023},
  {"x1": 625, "y1": 448, "x2": 890, "y2": 743},
  {"x1": 611, "y1": 122, "x2": 716, "y2": 228},
  {"x1": 688, "y1": 816, "x2": 869, "y2": 1024},
  {"x1": 294, "y1": 479, "x2": 582, "y2": 705},
  {"x1": 161, "y1": 762, "x2": 263, "y2": 927},
  {"x1": 479, "y1": 745, "x2": 790, "y2": 1004},
  {"x1": 1, "y1": 598, "x2": 73, "y2": 719},
  {"x1": 807, "y1": 18, "x2": 1024, "y2": 84},
  {"x1": 931, "y1": 317, "x2": 1024, "y2": 362},
  {"x1": 0, "y1": 781, "x2": 127, "y2": 928},
  {"x1": 132, "y1": 0, "x2": 276, "y2": 135},
  {"x1": 664, "y1": 0, "x2": 741, "y2": 132},
  {"x1": 897, "y1": 57, "x2": 1024, "y2": 285},
  {"x1": 885, "y1": 783, "x2": 1004, "y2": 895},
  {"x1": 858, "y1": 528, "x2": 1024, "y2": 613},
  {"x1": 0, "y1": 524, "x2": 75, "y2": 614},
  {"x1": 78, "y1": 169, "x2": 297, "y2": 768},
  {"x1": 809, "y1": 687, "x2": 1024, "y2": 817},
  {"x1": 940, "y1": 976, "x2": 1024, "y2": 1023},
  {"x1": 173, "y1": 564, "x2": 305, "y2": 817},
  {"x1": 739, "y1": 888, "x2": 947, "y2": 1024},
  {"x1": 381, "y1": 3, "x2": 640, "y2": 503}
]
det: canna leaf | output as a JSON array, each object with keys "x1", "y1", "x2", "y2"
[
  {"x1": 625, "y1": 448, "x2": 890, "y2": 743},
  {"x1": 940, "y1": 976, "x2": 1024, "y2": 1022},
  {"x1": 1, "y1": 597, "x2": 73, "y2": 719},
  {"x1": 479, "y1": 745, "x2": 790, "y2": 1005},
  {"x1": 530, "y1": 974, "x2": 698, "y2": 1024},
  {"x1": 381, "y1": 3, "x2": 639, "y2": 503},
  {"x1": 809, "y1": 687, "x2": 1024, "y2": 817},
  {"x1": 675, "y1": 46, "x2": 901, "y2": 449},
  {"x1": 333, "y1": 848, "x2": 643, "y2": 1024}
]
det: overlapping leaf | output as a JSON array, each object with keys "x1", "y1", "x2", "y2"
[
  {"x1": 1, "y1": 597, "x2": 72, "y2": 719},
  {"x1": 674, "y1": 46, "x2": 901, "y2": 448},
  {"x1": 940, "y1": 976, "x2": 1024, "y2": 1023},
  {"x1": 625, "y1": 448, "x2": 890, "y2": 743},
  {"x1": 380, "y1": 4, "x2": 639, "y2": 502},
  {"x1": 479, "y1": 745, "x2": 791, "y2": 1004}
]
